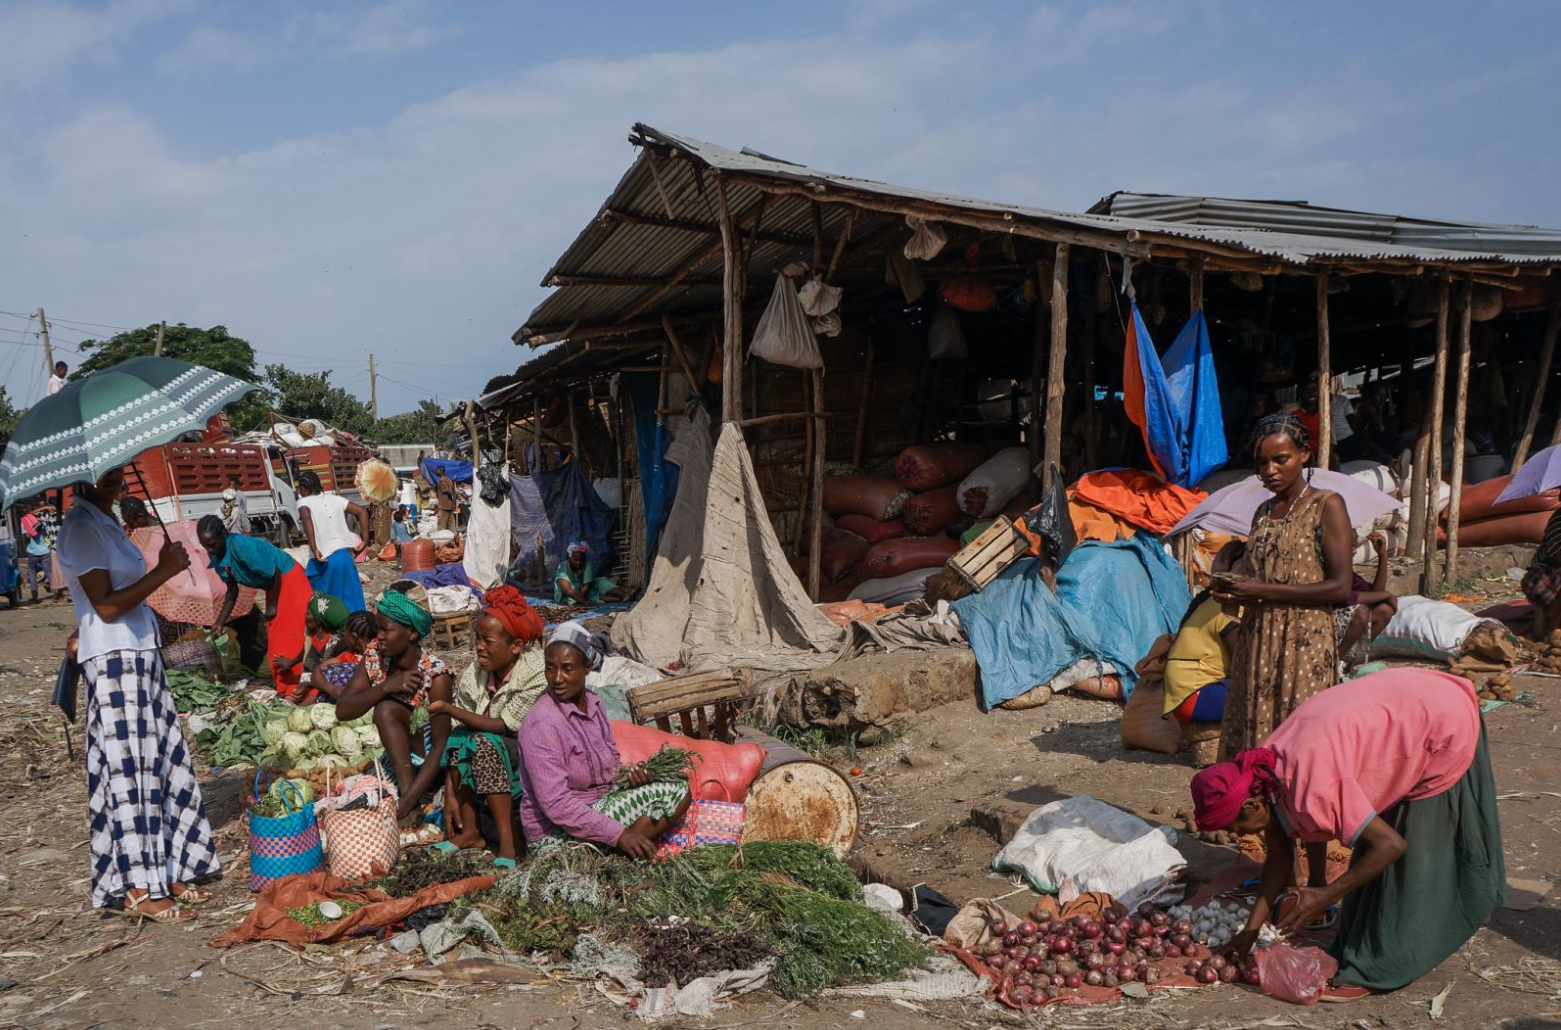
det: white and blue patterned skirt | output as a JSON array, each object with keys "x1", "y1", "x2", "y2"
[{"x1": 83, "y1": 650, "x2": 220, "y2": 908}]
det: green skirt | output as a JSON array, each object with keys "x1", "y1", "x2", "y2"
[
  {"x1": 535, "y1": 779, "x2": 690, "y2": 850},
  {"x1": 1331, "y1": 720, "x2": 1506, "y2": 990},
  {"x1": 441, "y1": 726, "x2": 522, "y2": 799}
]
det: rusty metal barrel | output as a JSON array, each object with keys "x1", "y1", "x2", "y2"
[{"x1": 736, "y1": 729, "x2": 859, "y2": 852}]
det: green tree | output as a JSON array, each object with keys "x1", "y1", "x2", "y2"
[
  {"x1": 75, "y1": 324, "x2": 268, "y2": 430},
  {"x1": 0, "y1": 386, "x2": 23, "y2": 452},
  {"x1": 264, "y1": 365, "x2": 376, "y2": 437},
  {"x1": 372, "y1": 399, "x2": 449, "y2": 446}
]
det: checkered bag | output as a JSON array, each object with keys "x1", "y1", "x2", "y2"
[
  {"x1": 248, "y1": 771, "x2": 325, "y2": 892},
  {"x1": 655, "y1": 798, "x2": 745, "y2": 860},
  {"x1": 320, "y1": 760, "x2": 401, "y2": 880}
]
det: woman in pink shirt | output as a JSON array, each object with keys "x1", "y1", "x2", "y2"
[
  {"x1": 1189, "y1": 668, "x2": 1504, "y2": 994},
  {"x1": 516, "y1": 622, "x2": 690, "y2": 859}
]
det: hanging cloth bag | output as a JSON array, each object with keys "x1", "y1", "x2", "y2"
[{"x1": 750, "y1": 270, "x2": 824, "y2": 370}]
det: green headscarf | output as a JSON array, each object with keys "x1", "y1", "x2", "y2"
[
  {"x1": 376, "y1": 588, "x2": 432, "y2": 638},
  {"x1": 308, "y1": 592, "x2": 349, "y2": 632}
]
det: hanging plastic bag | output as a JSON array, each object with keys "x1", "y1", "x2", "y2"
[
  {"x1": 885, "y1": 252, "x2": 926, "y2": 303},
  {"x1": 1025, "y1": 464, "x2": 1077, "y2": 567},
  {"x1": 927, "y1": 305, "x2": 968, "y2": 360},
  {"x1": 798, "y1": 276, "x2": 842, "y2": 317},
  {"x1": 749, "y1": 273, "x2": 823, "y2": 369},
  {"x1": 1254, "y1": 944, "x2": 1339, "y2": 1005},
  {"x1": 811, "y1": 311, "x2": 842, "y2": 337},
  {"x1": 904, "y1": 215, "x2": 948, "y2": 260}
]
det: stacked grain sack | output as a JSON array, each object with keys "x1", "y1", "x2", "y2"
[{"x1": 1438, "y1": 473, "x2": 1558, "y2": 548}]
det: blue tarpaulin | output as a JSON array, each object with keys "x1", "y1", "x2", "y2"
[
  {"x1": 952, "y1": 534, "x2": 1191, "y2": 710},
  {"x1": 1123, "y1": 305, "x2": 1227, "y2": 488},
  {"x1": 420, "y1": 458, "x2": 473, "y2": 484},
  {"x1": 628, "y1": 373, "x2": 679, "y2": 571},
  {"x1": 506, "y1": 458, "x2": 617, "y2": 591}
]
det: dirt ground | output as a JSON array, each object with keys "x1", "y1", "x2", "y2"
[{"x1": 2, "y1": 560, "x2": 1560, "y2": 1030}]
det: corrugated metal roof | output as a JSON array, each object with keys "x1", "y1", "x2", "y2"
[
  {"x1": 517, "y1": 124, "x2": 1561, "y2": 348},
  {"x1": 1093, "y1": 192, "x2": 1561, "y2": 257}
]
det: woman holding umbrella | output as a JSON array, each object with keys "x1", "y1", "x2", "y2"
[{"x1": 56, "y1": 466, "x2": 221, "y2": 922}]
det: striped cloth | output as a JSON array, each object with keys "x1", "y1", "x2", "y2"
[{"x1": 532, "y1": 779, "x2": 690, "y2": 851}]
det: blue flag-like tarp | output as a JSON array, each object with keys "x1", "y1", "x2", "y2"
[
  {"x1": 1122, "y1": 305, "x2": 1227, "y2": 488},
  {"x1": 420, "y1": 457, "x2": 473, "y2": 484}
]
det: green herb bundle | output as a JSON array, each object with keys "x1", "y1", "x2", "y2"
[{"x1": 617, "y1": 744, "x2": 698, "y2": 787}]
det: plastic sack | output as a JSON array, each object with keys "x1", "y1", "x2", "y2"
[
  {"x1": 927, "y1": 305, "x2": 968, "y2": 360},
  {"x1": 811, "y1": 311, "x2": 842, "y2": 337},
  {"x1": 816, "y1": 527, "x2": 869, "y2": 583},
  {"x1": 611, "y1": 721, "x2": 765, "y2": 803},
  {"x1": 1254, "y1": 944, "x2": 1339, "y2": 1005},
  {"x1": 904, "y1": 215, "x2": 948, "y2": 260},
  {"x1": 849, "y1": 569, "x2": 939, "y2": 605},
  {"x1": 1443, "y1": 510, "x2": 1551, "y2": 547},
  {"x1": 1120, "y1": 678, "x2": 1182, "y2": 755},
  {"x1": 895, "y1": 442, "x2": 991, "y2": 491},
  {"x1": 1024, "y1": 464, "x2": 1076, "y2": 567},
  {"x1": 957, "y1": 447, "x2": 1032, "y2": 518},
  {"x1": 1453, "y1": 473, "x2": 1559, "y2": 522},
  {"x1": 798, "y1": 276, "x2": 842, "y2": 317},
  {"x1": 835, "y1": 513, "x2": 908, "y2": 544},
  {"x1": 750, "y1": 274, "x2": 823, "y2": 369},
  {"x1": 943, "y1": 898, "x2": 1024, "y2": 950},
  {"x1": 858, "y1": 535, "x2": 960, "y2": 579},
  {"x1": 991, "y1": 795, "x2": 1186, "y2": 910},
  {"x1": 885, "y1": 252, "x2": 925, "y2": 303},
  {"x1": 940, "y1": 276, "x2": 997, "y2": 313},
  {"x1": 1373, "y1": 594, "x2": 1503, "y2": 662},
  {"x1": 822, "y1": 475, "x2": 912, "y2": 520},
  {"x1": 901, "y1": 484, "x2": 962, "y2": 535}
]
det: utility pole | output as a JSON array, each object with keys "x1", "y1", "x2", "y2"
[
  {"x1": 368, "y1": 353, "x2": 378, "y2": 419},
  {"x1": 36, "y1": 308, "x2": 53, "y2": 375},
  {"x1": 154, "y1": 320, "x2": 166, "y2": 356}
]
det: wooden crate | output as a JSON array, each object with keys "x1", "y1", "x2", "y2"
[
  {"x1": 429, "y1": 610, "x2": 474, "y2": 650},
  {"x1": 627, "y1": 671, "x2": 755, "y2": 742},
  {"x1": 925, "y1": 516, "x2": 1029, "y2": 604}
]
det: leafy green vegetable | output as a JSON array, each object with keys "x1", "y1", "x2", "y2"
[
  {"x1": 618, "y1": 744, "x2": 698, "y2": 787},
  {"x1": 197, "y1": 699, "x2": 292, "y2": 768},
  {"x1": 165, "y1": 670, "x2": 229, "y2": 714}
]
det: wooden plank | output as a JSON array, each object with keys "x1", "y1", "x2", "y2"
[
  {"x1": 1189, "y1": 256, "x2": 1205, "y2": 312},
  {"x1": 1316, "y1": 274, "x2": 1332, "y2": 469},
  {"x1": 1421, "y1": 278, "x2": 1451, "y2": 595},
  {"x1": 1044, "y1": 244, "x2": 1070, "y2": 488},
  {"x1": 826, "y1": 208, "x2": 857, "y2": 281},
  {"x1": 660, "y1": 315, "x2": 702, "y2": 396},
  {"x1": 1445, "y1": 279, "x2": 1474, "y2": 583},
  {"x1": 737, "y1": 411, "x2": 828, "y2": 428},
  {"x1": 1513, "y1": 293, "x2": 1561, "y2": 469}
]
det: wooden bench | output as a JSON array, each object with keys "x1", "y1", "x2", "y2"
[
  {"x1": 428, "y1": 609, "x2": 474, "y2": 650},
  {"x1": 627, "y1": 670, "x2": 755, "y2": 742}
]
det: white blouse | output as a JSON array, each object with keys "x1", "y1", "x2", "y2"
[
  {"x1": 298, "y1": 493, "x2": 358, "y2": 556},
  {"x1": 56, "y1": 500, "x2": 159, "y2": 661}
]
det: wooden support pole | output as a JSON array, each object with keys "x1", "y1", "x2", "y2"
[
  {"x1": 532, "y1": 397, "x2": 543, "y2": 474},
  {"x1": 1043, "y1": 244, "x2": 1070, "y2": 488},
  {"x1": 810, "y1": 201, "x2": 826, "y2": 271},
  {"x1": 1029, "y1": 261, "x2": 1046, "y2": 471},
  {"x1": 794, "y1": 372, "x2": 815, "y2": 556},
  {"x1": 154, "y1": 319, "x2": 166, "y2": 357},
  {"x1": 717, "y1": 176, "x2": 744, "y2": 424},
  {"x1": 807, "y1": 368, "x2": 826, "y2": 601},
  {"x1": 36, "y1": 308, "x2": 52, "y2": 376},
  {"x1": 737, "y1": 411, "x2": 829, "y2": 428},
  {"x1": 1189, "y1": 257, "x2": 1205, "y2": 312},
  {"x1": 567, "y1": 386, "x2": 580, "y2": 457},
  {"x1": 1445, "y1": 279, "x2": 1474, "y2": 584},
  {"x1": 660, "y1": 315, "x2": 701, "y2": 396},
  {"x1": 1406, "y1": 426, "x2": 1430, "y2": 563},
  {"x1": 1421, "y1": 278, "x2": 1451, "y2": 594},
  {"x1": 852, "y1": 338, "x2": 874, "y2": 467},
  {"x1": 1316, "y1": 274, "x2": 1332, "y2": 469},
  {"x1": 1514, "y1": 294, "x2": 1561, "y2": 469},
  {"x1": 826, "y1": 208, "x2": 857, "y2": 282}
]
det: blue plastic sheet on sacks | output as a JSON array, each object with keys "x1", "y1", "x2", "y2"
[
  {"x1": 506, "y1": 460, "x2": 617, "y2": 591},
  {"x1": 420, "y1": 457, "x2": 474, "y2": 484},
  {"x1": 952, "y1": 534, "x2": 1191, "y2": 710},
  {"x1": 628, "y1": 373, "x2": 679, "y2": 570},
  {"x1": 1128, "y1": 305, "x2": 1228, "y2": 488}
]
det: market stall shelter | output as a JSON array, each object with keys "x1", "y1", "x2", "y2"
[{"x1": 477, "y1": 123, "x2": 1561, "y2": 598}]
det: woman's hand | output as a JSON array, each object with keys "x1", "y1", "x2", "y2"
[
  {"x1": 1276, "y1": 886, "x2": 1336, "y2": 934},
  {"x1": 427, "y1": 699, "x2": 459, "y2": 720},
  {"x1": 1222, "y1": 928, "x2": 1259, "y2": 961},
  {"x1": 312, "y1": 547, "x2": 325, "y2": 563},
  {"x1": 66, "y1": 632, "x2": 79, "y2": 663},
  {"x1": 386, "y1": 668, "x2": 424, "y2": 699},
  {"x1": 617, "y1": 828, "x2": 658, "y2": 861},
  {"x1": 623, "y1": 763, "x2": 652, "y2": 788},
  {"x1": 1369, "y1": 531, "x2": 1388, "y2": 556},
  {"x1": 156, "y1": 539, "x2": 191, "y2": 577},
  {"x1": 284, "y1": 680, "x2": 311, "y2": 704},
  {"x1": 263, "y1": 603, "x2": 279, "y2": 621},
  {"x1": 1211, "y1": 575, "x2": 1265, "y2": 605}
]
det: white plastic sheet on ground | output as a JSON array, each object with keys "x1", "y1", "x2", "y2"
[
  {"x1": 636, "y1": 961, "x2": 774, "y2": 1020},
  {"x1": 992, "y1": 796, "x2": 1186, "y2": 910},
  {"x1": 611, "y1": 415, "x2": 846, "y2": 672},
  {"x1": 462, "y1": 465, "x2": 512, "y2": 589}
]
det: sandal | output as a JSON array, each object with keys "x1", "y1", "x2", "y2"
[
  {"x1": 172, "y1": 884, "x2": 213, "y2": 905},
  {"x1": 1319, "y1": 984, "x2": 1371, "y2": 1003},
  {"x1": 493, "y1": 857, "x2": 517, "y2": 871},
  {"x1": 117, "y1": 893, "x2": 196, "y2": 924},
  {"x1": 431, "y1": 840, "x2": 462, "y2": 856}
]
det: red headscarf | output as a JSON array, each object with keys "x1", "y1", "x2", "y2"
[
  {"x1": 1190, "y1": 747, "x2": 1278, "y2": 831},
  {"x1": 481, "y1": 585, "x2": 544, "y2": 644}
]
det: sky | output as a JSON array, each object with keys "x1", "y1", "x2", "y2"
[{"x1": 2, "y1": 0, "x2": 1560, "y2": 416}]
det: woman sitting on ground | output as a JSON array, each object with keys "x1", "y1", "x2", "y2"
[
  {"x1": 200, "y1": 515, "x2": 312, "y2": 698},
  {"x1": 1164, "y1": 542, "x2": 1244, "y2": 724},
  {"x1": 312, "y1": 609, "x2": 378, "y2": 699},
  {"x1": 296, "y1": 470, "x2": 368, "y2": 612},
  {"x1": 1191, "y1": 667, "x2": 1503, "y2": 996},
  {"x1": 517, "y1": 621, "x2": 690, "y2": 859},
  {"x1": 334, "y1": 588, "x2": 454, "y2": 823},
  {"x1": 275, "y1": 594, "x2": 369, "y2": 702},
  {"x1": 554, "y1": 541, "x2": 627, "y2": 604},
  {"x1": 1521, "y1": 507, "x2": 1561, "y2": 636},
  {"x1": 427, "y1": 586, "x2": 547, "y2": 867}
]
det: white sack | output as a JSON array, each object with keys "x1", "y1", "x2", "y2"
[
  {"x1": 849, "y1": 568, "x2": 938, "y2": 606},
  {"x1": 904, "y1": 215, "x2": 948, "y2": 260},
  {"x1": 992, "y1": 796, "x2": 1186, "y2": 910},
  {"x1": 462, "y1": 463, "x2": 512, "y2": 589},
  {"x1": 956, "y1": 447, "x2": 1031, "y2": 518},
  {"x1": 749, "y1": 275, "x2": 823, "y2": 370},
  {"x1": 798, "y1": 276, "x2": 842, "y2": 317},
  {"x1": 1372, "y1": 594, "x2": 1503, "y2": 662}
]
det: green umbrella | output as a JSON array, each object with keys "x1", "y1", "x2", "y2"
[{"x1": 0, "y1": 356, "x2": 262, "y2": 509}]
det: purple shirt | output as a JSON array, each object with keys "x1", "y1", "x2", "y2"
[{"x1": 516, "y1": 689, "x2": 625, "y2": 846}]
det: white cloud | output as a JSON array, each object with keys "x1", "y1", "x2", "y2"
[
  {"x1": 288, "y1": 0, "x2": 455, "y2": 59},
  {"x1": 0, "y1": 0, "x2": 200, "y2": 89}
]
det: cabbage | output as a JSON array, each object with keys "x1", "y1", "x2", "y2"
[
  {"x1": 332, "y1": 726, "x2": 363, "y2": 760},
  {"x1": 279, "y1": 731, "x2": 311, "y2": 764},
  {"x1": 355, "y1": 725, "x2": 381, "y2": 750},
  {"x1": 346, "y1": 712, "x2": 374, "y2": 729},
  {"x1": 287, "y1": 707, "x2": 314, "y2": 734},
  {"x1": 317, "y1": 754, "x2": 350, "y2": 772},
  {"x1": 309, "y1": 703, "x2": 338, "y2": 730},
  {"x1": 306, "y1": 729, "x2": 333, "y2": 757},
  {"x1": 270, "y1": 778, "x2": 315, "y2": 805},
  {"x1": 262, "y1": 718, "x2": 290, "y2": 746}
]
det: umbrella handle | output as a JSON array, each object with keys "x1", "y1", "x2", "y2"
[{"x1": 127, "y1": 462, "x2": 201, "y2": 585}]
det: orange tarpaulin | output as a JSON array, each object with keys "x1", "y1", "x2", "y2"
[
  {"x1": 210, "y1": 870, "x2": 496, "y2": 948},
  {"x1": 1071, "y1": 470, "x2": 1206, "y2": 537}
]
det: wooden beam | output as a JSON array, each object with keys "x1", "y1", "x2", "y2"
[
  {"x1": 1316, "y1": 274, "x2": 1332, "y2": 469},
  {"x1": 1405, "y1": 423, "x2": 1430, "y2": 563},
  {"x1": 1445, "y1": 279, "x2": 1474, "y2": 584},
  {"x1": 660, "y1": 315, "x2": 702, "y2": 396},
  {"x1": 1189, "y1": 256, "x2": 1205, "y2": 312},
  {"x1": 1513, "y1": 291, "x2": 1561, "y2": 469},
  {"x1": 737, "y1": 410, "x2": 829, "y2": 428},
  {"x1": 598, "y1": 207, "x2": 811, "y2": 247},
  {"x1": 807, "y1": 368, "x2": 826, "y2": 601},
  {"x1": 826, "y1": 208, "x2": 857, "y2": 282},
  {"x1": 718, "y1": 176, "x2": 744, "y2": 424},
  {"x1": 532, "y1": 396, "x2": 543, "y2": 474},
  {"x1": 1421, "y1": 277, "x2": 1451, "y2": 595},
  {"x1": 521, "y1": 311, "x2": 717, "y2": 347},
  {"x1": 546, "y1": 273, "x2": 720, "y2": 288},
  {"x1": 1044, "y1": 244, "x2": 1070, "y2": 488},
  {"x1": 810, "y1": 201, "x2": 826, "y2": 271}
]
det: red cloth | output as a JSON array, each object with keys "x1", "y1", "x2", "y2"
[
  {"x1": 1070, "y1": 470, "x2": 1206, "y2": 536},
  {"x1": 482, "y1": 584, "x2": 544, "y2": 644},
  {"x1": 1190, "y1": 748, "x2": 1277, "y2": 831},
  {"x1": 268, "y1": 565, "x2": 315, "y2": 696}
]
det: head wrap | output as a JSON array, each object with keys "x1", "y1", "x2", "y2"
[
  {"x1": 547, "y1": 620, "x2": 608, "y2": 671},
  {"x1": 1190, "y1": 747, "x2": 1278, "y2": 831},
  {"x1": 376, "y1": 588, "x2": 432, "y2": 638},
  {"x1": 482, "y1": 585, "x2": 544, "y2": 644},
  {"x1": 309, "y1": 592, "x2": 349, "y2": 632},
  {"x1": 567, "y1": 540, "x2": 590, "y2": 556}
]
